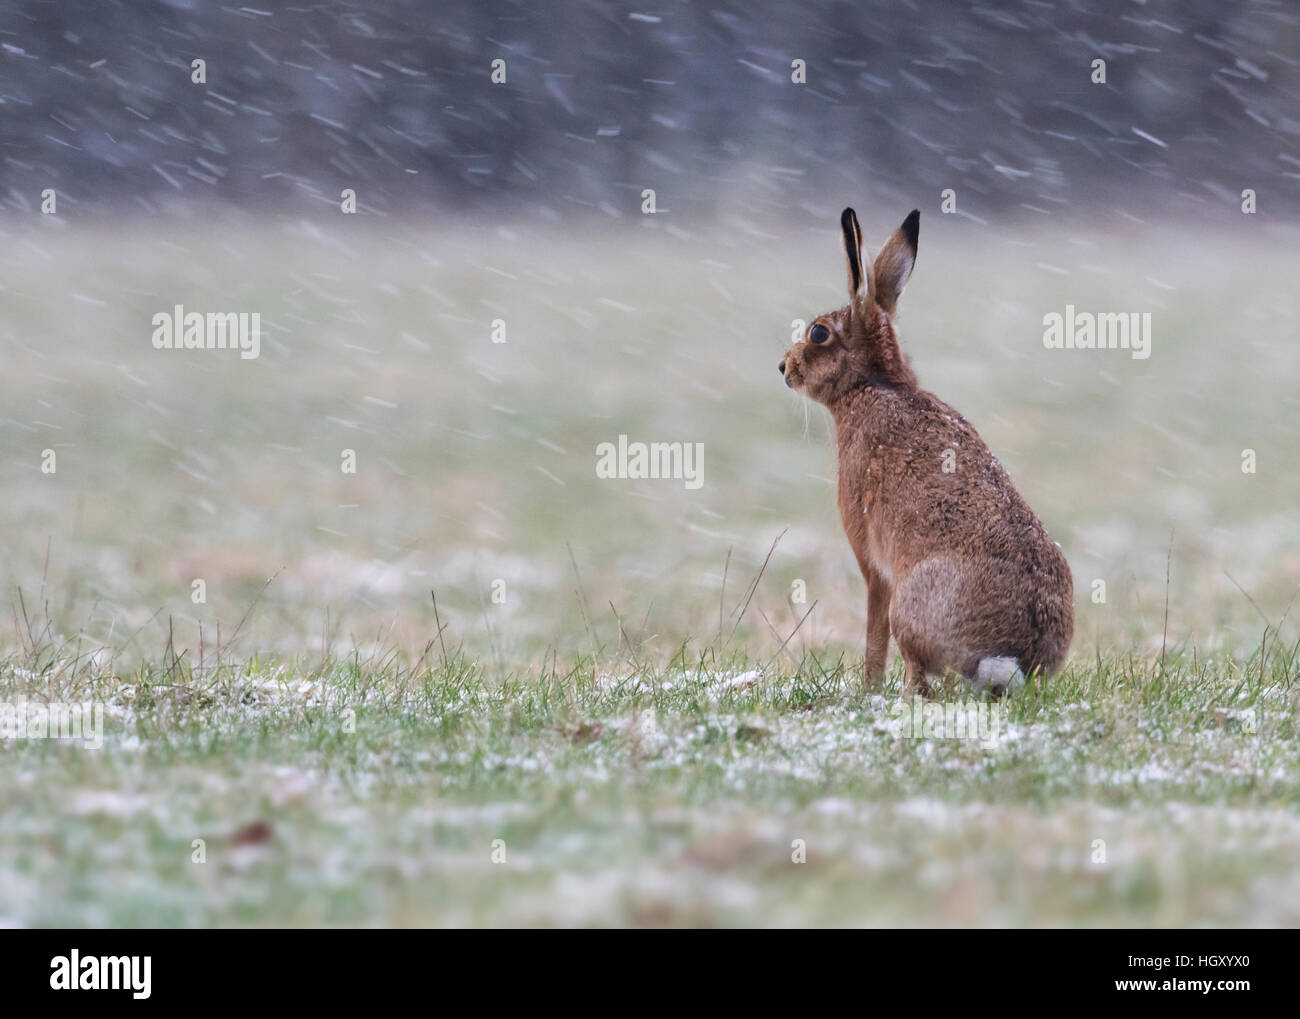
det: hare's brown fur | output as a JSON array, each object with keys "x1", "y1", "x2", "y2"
[{"x1": 780, "y1": 208, "x2": 1073, "y2": 696}]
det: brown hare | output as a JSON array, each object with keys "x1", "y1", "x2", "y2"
[{"x1": 779, "y1": 208, "x2": 1073, "y2": 696}]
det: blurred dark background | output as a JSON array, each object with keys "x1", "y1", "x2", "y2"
[{"x1": 4, "y1": 0, "x2": 1298, "y2": 223}]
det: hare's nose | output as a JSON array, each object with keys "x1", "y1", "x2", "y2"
[{"x1": 778, "y1": 360, "x2": 786, "y2": 375}]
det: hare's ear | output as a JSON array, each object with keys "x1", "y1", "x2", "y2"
[
  {"x1": 872, "y1": 210, "x2": 919, "y2": 314},
  {"x1": 840, "y1": 207, "x2": 873, "y2": 311}
]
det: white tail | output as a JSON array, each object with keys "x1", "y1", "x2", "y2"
[{"x1": 970, "y1": 656, "x2": 1025, "y2": 697}]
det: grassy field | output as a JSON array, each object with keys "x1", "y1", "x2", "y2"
[{"x1": 1, "y1": 211, "x2": 1297, "y2": 926}]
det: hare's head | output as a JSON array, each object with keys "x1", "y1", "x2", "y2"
[{"x1": 780, "y1": 208, "x2": 920, "y2": 407}]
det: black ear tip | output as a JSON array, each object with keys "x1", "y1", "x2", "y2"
[
  {"x1": 902, "y1": 209, "x2": 920, "y2": 247},
  {"x1": 840, "y1": 207, "x2": 857, "y2": 229}
]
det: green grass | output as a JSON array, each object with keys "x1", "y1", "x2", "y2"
[{"x1": 0, "y1": 215, "x2": 1297, "y2": 926}]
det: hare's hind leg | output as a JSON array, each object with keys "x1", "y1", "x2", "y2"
[
  {"x1": 889, "y1": 557, "x2": 976, "y2": 697},
  {"x1": 892, "y1": 558, "x2": 1038, "y2": 697}
]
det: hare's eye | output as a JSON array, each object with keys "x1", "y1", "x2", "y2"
[{"x1": 809, "y1": 323, "x2": 831, "y2": 344}]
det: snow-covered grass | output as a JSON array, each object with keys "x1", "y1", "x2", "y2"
[{"x1": 0, "y1": 639, "x2": 1296, "y2": 927}]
